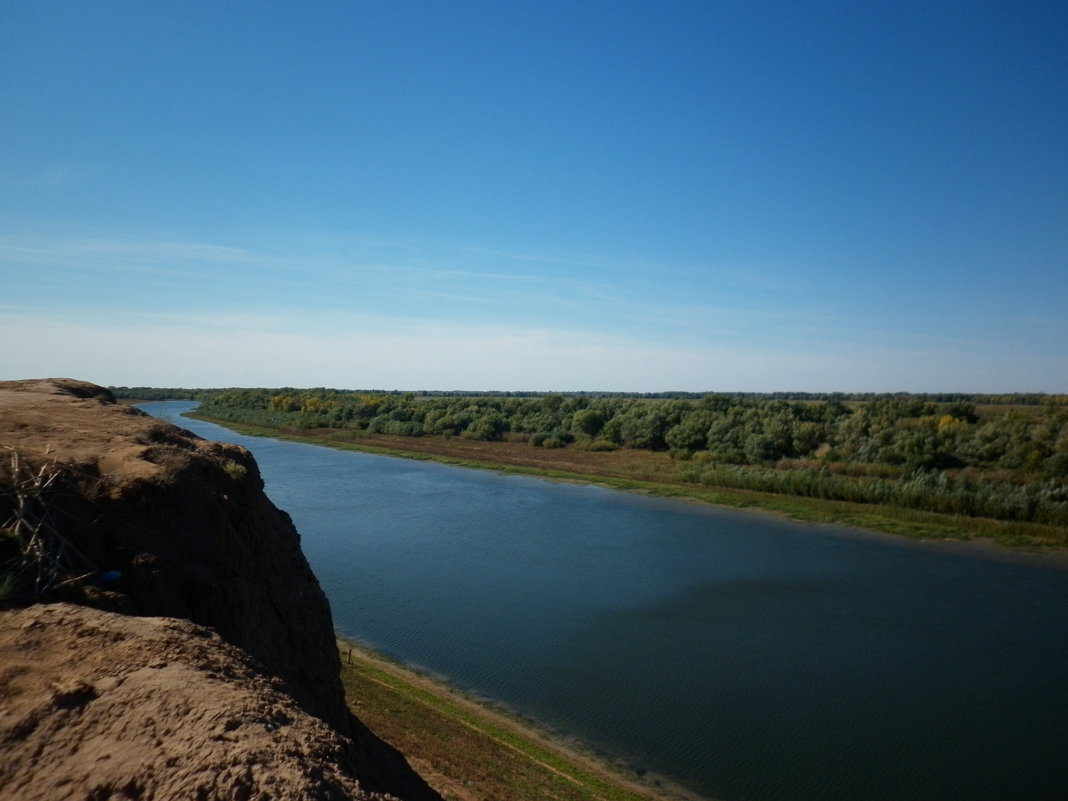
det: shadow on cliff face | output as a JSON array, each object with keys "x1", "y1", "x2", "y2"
[{"x1": 0, "y1": 379, "x2": 441, "y2": 801}]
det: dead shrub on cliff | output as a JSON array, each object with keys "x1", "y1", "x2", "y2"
[{"x1": 0, "y1": 448, "x2": 97, "y2": 603}]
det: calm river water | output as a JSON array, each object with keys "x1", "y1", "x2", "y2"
[{"x1": 142, "y1": 402, "x2": 1068, "y2": 801}]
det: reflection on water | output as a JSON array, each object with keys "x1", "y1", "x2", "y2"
[{"x1": 142, "y1": 402, "x2": 1068, "y2": 801}]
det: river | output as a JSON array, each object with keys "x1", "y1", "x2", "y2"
[{"x1": 140, "y1": 402, "x2": 1068, "y2": 801}]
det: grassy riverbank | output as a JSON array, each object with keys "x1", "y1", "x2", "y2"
[
  {"x1": 187, "y1": 411, "x2": 1067, "y2": 548},
  {"x1": 337, "y1": 638, "x2": 705, "y2": 801}
]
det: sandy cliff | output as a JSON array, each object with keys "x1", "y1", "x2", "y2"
[{"x1": 0, "y1": 379, "x2": 440, "y2": 801}]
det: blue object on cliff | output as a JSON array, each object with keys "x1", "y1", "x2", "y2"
[{"x1": 98, "y1": 570, "x2": 121, "y2": 584}]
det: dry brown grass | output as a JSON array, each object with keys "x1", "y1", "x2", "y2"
[{"x1": 317, "y1": 428, "x2": 678, "y2": 482}]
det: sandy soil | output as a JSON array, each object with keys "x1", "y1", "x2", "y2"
[{"x1": 0, "y1": 603, "x2": 394, "y2": 801}]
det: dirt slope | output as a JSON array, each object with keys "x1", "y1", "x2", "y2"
[
  {"x1": 1, "y1": 603, "x2": 394, "y2": 801},
  {"x1": 0, "y1": 379, "x2": 440, "y2": 801}
]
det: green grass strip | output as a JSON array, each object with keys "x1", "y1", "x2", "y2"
[{"x1": 338, "y1": 639, "x2": 685, "y2": 801}]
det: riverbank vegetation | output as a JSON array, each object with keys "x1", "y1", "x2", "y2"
[
  {"x1": 116, "y1": 387, "x2": 1068, "y2": 546},
  {"x1": 337, "y1": 638, "x2": 704, "y2": 801}
]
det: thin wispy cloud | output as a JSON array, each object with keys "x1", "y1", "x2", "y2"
[
  {"x1": 2, "y1": 224, "x2": 1022, "y2": 361},
  {"x1": 6, "y1": 163, "x2": 103, "y2": 187},
  {"x1": 0, "y1": 233, "x2": 253, "y2": 271}
]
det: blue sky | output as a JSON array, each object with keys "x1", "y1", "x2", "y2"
[{"x1": 2, "y1": 1, "x2": 1066, "y2": 391}]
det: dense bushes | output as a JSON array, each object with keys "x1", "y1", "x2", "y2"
[{"x1": 675, "y1": 462, "x2": 1068, "y2": 526}]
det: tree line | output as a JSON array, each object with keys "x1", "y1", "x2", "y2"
[
  {"x1": 171, "y1": 389, "x2": 1063, "y2": 471},
  {"x1": 115, "y1": 386, "x2": 1068, "y2": 405}
]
